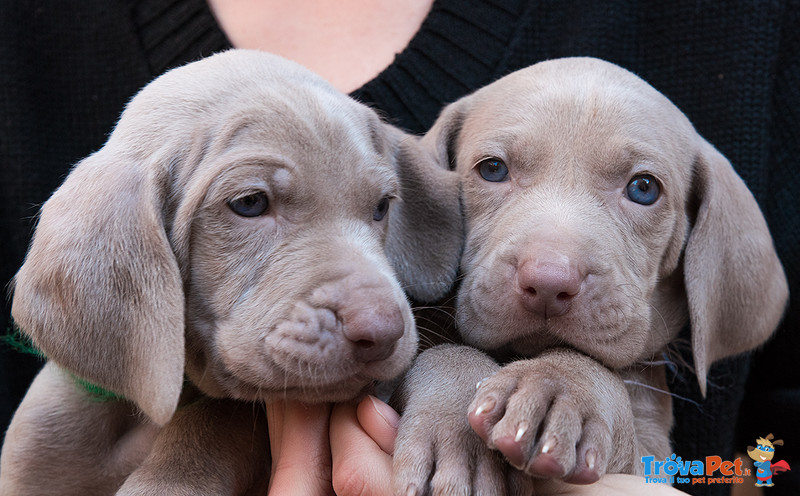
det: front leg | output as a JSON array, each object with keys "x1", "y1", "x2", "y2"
[
  {"x1": 116, "y1": 397, "x2": 269, "y2": 496},
  {"x1": 0, "y1": 362, "x2": 159, "y2": 496},
  {"x1": 621, "y1": 362, "x2": 673, "y2": 465},
  {"x1": 392, "y1": 344, "x2": 534, "y2": 495},
  {"x1": 468, "y1": 349, "x2": 639, "y2": 484}
]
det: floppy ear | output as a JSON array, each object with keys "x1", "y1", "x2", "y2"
[
  {"x1": 383, "y1": 122, "x2": 464, "y2": 303},
  {"x1": 684, "y1": 139, "x2": 788, "y2": 395},
  {"x1": 421, "y1": 98, "x2": 469, "y2": 172},
  {"x1": 11, "y1": 144, "x2": 185, "y2": 425}
]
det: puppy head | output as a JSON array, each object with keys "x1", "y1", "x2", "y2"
[
  {"x1": 11, "y1": 50, "x2": 462, "y2": 424},
  {"x1": 426, "y1": 57, "x2": 787, "y2": 390}
]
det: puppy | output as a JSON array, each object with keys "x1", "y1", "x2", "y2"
[
  {"x1": 392, "y1": 57, "x2": 788, "y2": 494},
  {"x1": 0, "y1": 49, "x2": 462, "y2": 495}
]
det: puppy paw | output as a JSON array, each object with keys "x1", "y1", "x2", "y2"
[
  {"x1": 393, "y1": 411, "x2": 511, "y2": 495},
  {"x1": 391, "y1": 345, "x2": 535, "y2": 495},
  {"x1": 467, "y1": 349, "x2": 634, "y2": 483}
]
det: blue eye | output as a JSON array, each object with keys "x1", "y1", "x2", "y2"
[
  {"x1": 228, "y1": 192, "x2": 269, "y2": 217},
  {"x1": 478, "y1": 159, "x2": 509, "y2": 182},
  {"x1": 626, "y1": 174, "x2": 660, "y2": 205},
  {"x1": 373, "y1": 197, "x2": 391, "y2": 221}
]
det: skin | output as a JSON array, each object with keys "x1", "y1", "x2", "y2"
[
  {"x1": 264, "y1": 397, "x2": 399, "y2": 495},
  {"x1": 207, "y1": 0, "x2": 434, "y2": 92},
  {"x1": 266, "y1": 401, "x2": 334, "y2": 495},
  {"x1": 267, "y1": 397, "x2": 690, "y2": 496}
]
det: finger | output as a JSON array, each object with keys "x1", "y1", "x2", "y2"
[
  {"x1": 267, "y1": 400, "x2": 334, "y2": 496},
  {"x1": 330, "y1": 401, "x2": 393, "y2": 496},
  {"x1": 356, "y1": 395, "x2": 399, "y2": 455},
  {"x1": 265, "y1": 401, "x2": 287, "y2": 461}
]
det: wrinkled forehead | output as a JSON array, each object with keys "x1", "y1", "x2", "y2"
[
  {"x1": 218, "y1": 86, "x2": 383, "y2": 160},
  {"x1": 459, "y1": 59, "x2": 697, "y2": 170},
  {"x1": 203, "y1": 88, "x2": 398, "y2": 196}
]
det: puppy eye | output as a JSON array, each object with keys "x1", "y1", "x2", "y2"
[
  {"x1": 373, "y1": 196, "x2": 392, "y2": 222},
  {"x1": 228, "y1": 192, "x2": 269, "y2": 217},
  {"x1": 626, "y1": 174, "x2": 660, "y2": 205},
  {"x1": 477, "y1": 158, "x2": 509, "y2": 182}
]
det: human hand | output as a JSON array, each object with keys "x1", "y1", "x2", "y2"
[
  {"x1": 266, "y1": 400, "x2": 334, "y2": 495},
  {"x1": 273, "y1": 395, "x2": 688, "y2": 496},
  {"x1": 328, "y1": 397, "x2": 690, "y2": 496},
  {"x1": 330, "y1": 395, "x2": 398, "y2": 495}
]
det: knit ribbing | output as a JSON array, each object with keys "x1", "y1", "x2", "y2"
[
  {"x1": 130, "y1": 0, "x2": 525, "y2": 134},
  {"x1": 133, "y1": 0, "x2": 230, "y2": 76},
  {"x1": 353, "y1": 0, "x2": 526, "y2": 133}
]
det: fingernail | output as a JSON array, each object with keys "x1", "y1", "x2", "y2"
[
  {"x1": 474, "y1": 397, "x2": 495, "y2": 416},
  {"x1": 476, "y1": 376, "x2": 490, "y2": 389},
  {"x1": 515, "y1": 423, "x2": 528, "y2": 443},
  {"x1": 406, "y1": 483, "x2": 418, "y2": 496},
  {"x1": 368, "y1": 395, "x2": 399, "y2": 430}
]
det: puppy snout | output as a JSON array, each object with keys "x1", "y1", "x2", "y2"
[
  {"x1": 516, "y1": 255, "x2": 585, "y2": 318},
  {"x1": 343, "y1": 308, "x2": 404, "y2": 363},
  {"x1": 339, "y1": 284, "x2": 406, "y2": 363}
]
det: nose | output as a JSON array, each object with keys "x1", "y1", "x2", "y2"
[
  {"x1": 516, "y1": 254, "x2": 585, "y2": 318},
  {"x1": 341, "y1": 298, "x2": 406, "y2": 363}
]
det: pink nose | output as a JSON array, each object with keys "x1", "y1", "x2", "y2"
[
  {"x1": 516, "y1": 256, "x2": 584, "y2": 318},
  {"x1": 341, "y1": 301, "x2": 405, "y2": 363}
]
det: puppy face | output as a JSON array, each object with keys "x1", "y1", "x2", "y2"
[
  {"x1": 12, "y1": 50, "x2": 463, "y2": 423},
  {"x1": 428, "y1": 58, "x2": 786, "y2": 375},
  {"x1": 178, "y1": 92, "x2": 415, "y2": 401}
]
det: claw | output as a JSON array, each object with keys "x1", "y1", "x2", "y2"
[
  {"x1": 515, "y1": 423, "x2": 528, "y2": 443},
  {"x1": 586, "y1": 449, "x2": 596, "y2": 470},
  {"x1": 541, "y1": 436, "x2": 554, "y2": 454},
  {"x1": 474, "y1": 397, "x2": 495, "y2": 416}
]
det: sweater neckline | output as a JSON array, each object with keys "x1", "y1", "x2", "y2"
[
  {"x1": 132, "y1": 0, "x2": 526, "y2": 130},
  {"x1": 354, "y1": 0, "x2": 526, "y2": 130}
]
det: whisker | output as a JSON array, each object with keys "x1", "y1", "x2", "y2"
[
  {"x1": 639, "y1": 359, "x2": 675, "y2": 367},
  {"x1": 623, "y1": 379, "x2": 707, "y2": 415}
]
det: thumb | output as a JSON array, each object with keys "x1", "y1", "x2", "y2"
[
  {"x1": 357, "y1": 395, "x2": 400, "y2": 455},
  {"x1": 330, "y1": 396, "x2": 398, "y2": 495}
]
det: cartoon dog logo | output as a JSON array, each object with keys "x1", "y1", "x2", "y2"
[{"x1": 747, "y1": 434, "x2": 791, "y2": 487}]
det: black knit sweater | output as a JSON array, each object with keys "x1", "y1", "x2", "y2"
[{"x1": 2, "y1": 1, "x2": 798, "y2": 494}]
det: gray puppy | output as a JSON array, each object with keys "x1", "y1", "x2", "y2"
[
  {"x1": 0, "y1": 49, "x2": 462, "y2": 495},
  {"x1": 392, "y1": 57, "x2": 788, "y2": 495}
]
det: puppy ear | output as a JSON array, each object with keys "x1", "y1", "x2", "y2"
[
  {"x1": 383, "y1": 122, "x2": 464, "y2": 303},
  {"x1": 422, "y1": 98, "x2": 469, "y2": 171},
  {"x1": 684, "y1": 139, "x2": 788, "y2": 396},
  {"x1": 11, "y1": 145, "x2": 184, "y2": 425}
]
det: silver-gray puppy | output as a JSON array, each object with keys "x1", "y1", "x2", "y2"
[
  {"x1": 392, "y1": 57, "x2": 788, "y2": 495},
  {"x1": 0, "y1": 49, "x2": 462, "y2": 495}
]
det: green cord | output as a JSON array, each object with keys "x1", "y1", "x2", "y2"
[
  {"x1": 1, "y1": 324, "x2": 44, "y2": 358},
  {"x1": 3, "y1": 322, "x2": 124, "y2": 402}
]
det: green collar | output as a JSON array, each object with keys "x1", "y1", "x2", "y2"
[{"x1": 3, "y1": 324, "x2": 124, "y2": 402}]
